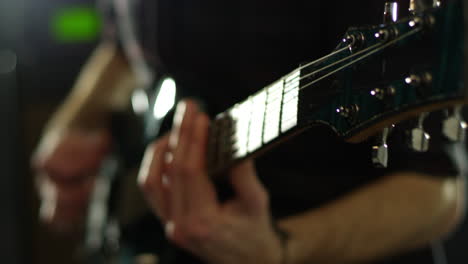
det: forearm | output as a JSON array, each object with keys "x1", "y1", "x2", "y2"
[
  {"x1": 46, "y1": 41, "x2": 136, "y2": 132},
  {"x1": 279, "y1": 173, "x2": 462, "y2": 264}
]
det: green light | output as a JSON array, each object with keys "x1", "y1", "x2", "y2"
[{"x1": 51, "y1": 6, "x2": 101, "y2": 43}]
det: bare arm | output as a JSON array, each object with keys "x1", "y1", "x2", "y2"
[{"x1": 281, "y1": 173, "x2": 465, "y2": 264}]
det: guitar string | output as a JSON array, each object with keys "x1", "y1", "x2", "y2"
[
  {"x1": 241, "y1": 45, "x2": 353, "y2": 101},
  {"x1": 290, "y1": 15, "x2": 418, "y2": 81},
  {"x1": 296, "y1": 46, "x2": 351, "y2": 71},
  {"x1": 214, "y1": 26, "x2": 422, "y2": 163},
  {"x1": 298, "y1": 42, "x2": 383, "y2": 83},
  {"x1": 297, "y1": 26, "x2": 422, "y2": 92},
  {"x1": 235, "y1": 23, "x2": 416, "y2": 103},
  {"x1": 254, "y1": 25, "x2": 423, "y2": 110},
  {"x1": 222, "y1": 26, "x2": 422, "y2": 129},
  {"x1": 241, "y1": 37, "x2": 386, "y2": 103}
]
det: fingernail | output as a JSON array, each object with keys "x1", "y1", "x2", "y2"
[
  {"x1": 164, "y1": 152, "x2": 173, "y2": 164},
  {"x1": 162, "y1": 174, "x2": 170, "y2": 187},
  {"x1": 173, "y1": 101, "x2": 186, "y2": 128},
  {"x1": 39, "y1": 199, "x2": 56, "y2": 223},
  {"x1": 165, "y1": 221, "x2": 175, "y2": 238},
  {"x1": 32, "y1": 131, "x2": 62, "y2": 167},
  {"x1": 169, "y1": 101, "x2": 186, "y2": 149},
  {"x1": 137, "y1": 144, "x2": 155, "y2": 186},
  {"x1": 38, "y1": 177, "x2": 58, "y2": 222}
]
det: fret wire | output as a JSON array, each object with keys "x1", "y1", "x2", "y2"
[
  {"x1": 298, "y1": 45, "x2": 350, "y2": 71},
  {"x1": 297, "y1": 16, "x2": 417, "y2": 75},
  {"x1": 231, "y1": 100, "x2": 252, "y2": 159},
  {"x1": 263, "y1": 79, "x2": 284, "y2": 144},
  {"x1": 252, "y1": 45, "x2": 343, "y2": 107},
  {"x1": 213, "y1": 26, "x2": 422, "y2": 172},
  {"x1": 299, "y1": 27, "x2": 422, "y2": 92},
  {"x1": 237, "y1": 23, "x2": 420, "y2": 117},
  {"x1": 247, "y1": 90, "x2": 267, "y2": 153},
  {"x1": 299, "y1": 42, "x2": 382, "y2": 83}
]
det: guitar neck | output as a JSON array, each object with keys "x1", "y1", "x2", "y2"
[
  {"x1": 207, "y1": 68, "x2": 303, "y2": 175},
  {"x1": 200, "y1": 1, "x2": 465, "y2": 175}
]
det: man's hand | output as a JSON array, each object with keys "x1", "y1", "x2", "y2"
[
  {"x1": 138, "y1": 100, "x2": 283, "y2": 264},
  {"x1": 32, "y1": 128, "x2": 111, "y2": 232}
]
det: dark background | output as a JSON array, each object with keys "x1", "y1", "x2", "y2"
[{"x1": 0, "y1": 0, "x2": 96, "y2": 263}]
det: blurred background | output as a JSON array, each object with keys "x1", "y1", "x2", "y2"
[
  {"x1": 1, "y1": 0, "x2": 468, "y2": 263},
  {"x1": 0, "y1": 0, "x2": 99, "y2": 263}
]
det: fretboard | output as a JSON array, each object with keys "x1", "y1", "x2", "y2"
[{"x1": 207, "y1": 68, "x2": 302, "y2": 175}]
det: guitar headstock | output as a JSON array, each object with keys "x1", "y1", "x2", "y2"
[{"x1": 297, "y1": 0, "x2": 465, "y2": 156}]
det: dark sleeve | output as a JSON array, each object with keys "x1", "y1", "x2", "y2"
[{"x1": 387, "y1": 110, "x2": 462, "y2": 178}]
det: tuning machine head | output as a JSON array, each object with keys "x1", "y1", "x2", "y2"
[
  {"x1": 372, "y1": 144, "x2": 389, "y2": 168},
  {"x1": 342, "y1": 33, "x2": 365, "y2": 52},
  {"x1": 336, "y1": 104, "x2": 360, "y2": 125},
  {"x1": 405, "y1": 72, "x2": 433, "y2": 86},
  {"x1": 372, "y1": 125, "x2": 394, "y2": 168},
  {"x1": 384, "y1": 2, "x2": 399, "y2": 23},
  {"x1": 370, "y1": 85, "x2": 396, "y2": 101},
  {"x1": 443, "y1": 106, "x2": 467, "y2": 142},
  {"x1": 408, "y1": 127, "x2": 431, "y2": 152},
  {"x1": 407, "y1": 112, "x2": 430, "y2": 152},
  {"x1": 409, "y1": 0, "x2": 441, "y2": 14},
  {"x1": 405, "y1": 72, "x2": 433, "y2": 98},
  {"x1": 407, "y1": 0, "x2": 438, "y2": 30}
]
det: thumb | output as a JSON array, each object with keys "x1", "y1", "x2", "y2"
[{"x1": 229, "y1": 159, "x2": 269, "y2": 215}]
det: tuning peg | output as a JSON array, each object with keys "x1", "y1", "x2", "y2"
[
  {"x1": 408, "y1": 112, "x2": 430, "y2": 152},
  {"x1": 370, "y1": 85, "x2": 396, "y2": 102},
  {"x1": 384, "y1": 2, "x2": 399, "y2": 23},
  {"x1": 372, "y1": 125, "x2": 394, "y2": 168},
  {"x1": 443, "y1": 106, "x2": 467, "y2": 142},
  {"x1": 342, "y1": 33, "x2": 365, "y2": 52},
  {"x1": 409, "y1": 0, "x2": 441, "y2": 13}
]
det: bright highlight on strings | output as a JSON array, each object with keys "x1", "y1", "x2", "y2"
[
  {"x1": 299, "y1": 27, "x2": 423, "y2": 91},
  {"x1": 208, "y1": 20, "x2": 425, "y2": 168},
  {"x1": 281, "y1": 24, "x2": 423, "y2": 93}
]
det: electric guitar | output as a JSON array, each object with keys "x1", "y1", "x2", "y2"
[
  {"x1": 146, "y1": 0, "x2": 466, "y2": 174},
  {"x1": 86, "y1": 0, "x2": 467, "y2": 263}
]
